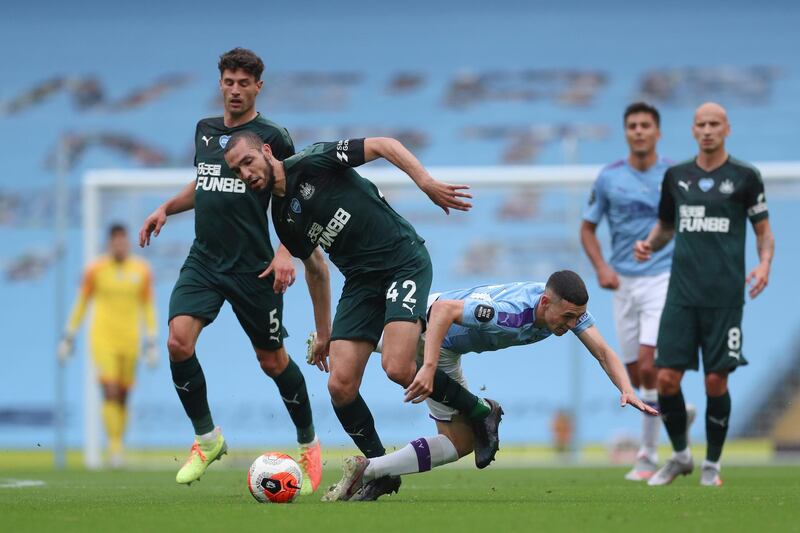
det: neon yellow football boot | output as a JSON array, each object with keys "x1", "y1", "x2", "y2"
[{"x1": 176, "y1": 429, "x2": 228, "y2": 485}]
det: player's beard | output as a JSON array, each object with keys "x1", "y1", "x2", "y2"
[{"x1": 262, "y1": 154, "x2": 276, "y2": 193}]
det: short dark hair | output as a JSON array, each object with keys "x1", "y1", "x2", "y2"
[
  {"x1": 224, "y1": 130, "x2": 264, "y2": 157},
  {"x1": 108, "y1": 223, "x2": 127, "y2": 238},
  {"x1": 546, "y1": 270, "x2": 589, "y2": 306},
  {"x1": 218, "y1": 48, "x2": 265, "y2": 81},
  {"x1": 624, "y1": 101, "x2": 660, "y2": 128}
]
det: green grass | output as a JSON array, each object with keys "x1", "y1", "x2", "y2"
[{"x1": 2, "y1": 465, "x2": 799, "y2": 532}]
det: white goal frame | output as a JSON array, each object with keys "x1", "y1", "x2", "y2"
[{"x1": 80, "y1": 161, "x2": 800, "y2": 468}]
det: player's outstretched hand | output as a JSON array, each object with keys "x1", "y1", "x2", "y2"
[
  {"x1": 258, "y1": 251, "x2": 296, "y2": 294},
  {"x1": 404, "y1": 365, "x2": 435, "y2": 403},
  {"x1": 305, "y1": 331, "x2": 330, "y2": 372},
  {"x1": 633, "y1": 240, "x2": 652, "y2": 262},
  {"x1": 621, "y1": 392, "x2": 659, "y2": 416},
  {"x1": 139, "y1": 206, "x2": 168, "y2": 247},
  {"x1": 746, "y1": 262, "x2": 770, "y2": 299},
  {"x1": 421, "y1": 179, "x2": 472, "y2": 215}
]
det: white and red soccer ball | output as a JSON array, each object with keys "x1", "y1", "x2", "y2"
[{"x1": 247, "y1": 452, "x2": 303, "y2": 503}]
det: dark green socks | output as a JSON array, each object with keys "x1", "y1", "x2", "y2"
[
  {"x1": 706, "y1": 391, "x2": 731, "y2": 462},
  {"x1": 170, "y1": 353, "x2": 214, "y2": 435},
  {"x1": 424, "y1": 363, "x2": 489, "y2": 419},
  {"x1": 658, "y1": 389, "x2": 688, "y2": 452},
  {"x1": 273, "y1": 358, "x2": 315, "y2": 444},
  {"x1": 333, "y1": 394, "x2": 386, "y2": 458}
]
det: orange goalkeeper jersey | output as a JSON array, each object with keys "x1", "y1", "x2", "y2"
[{"x1": 66, "y1": 255, "x2": 157, "y2": 351}]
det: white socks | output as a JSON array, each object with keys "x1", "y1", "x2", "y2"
[
  {"x1": 364, "y1": 435, "x2": 459, "y2": 482},
  {"x1": 639, "y1": 388, "x2": 660, "y2": 461}
]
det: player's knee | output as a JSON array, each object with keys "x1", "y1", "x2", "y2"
[
  {"x1": 704, "y1": 373, "x2": 728, "y2": 396},
  {"x1": 382, "y1": 359, "x2": 415, "y2": 387},
  {"x1": 256, "y1": 349, "x2": 288, "y2": 377},
  {"x1": 167, "y1": 334, "x2": 194, "y2": 361},
  {"x1": 657, "y1": 369, "x2": 682, "y2": 395},
  {"x1": 639, "y1": 359, "x2": 657, "y2": 385},
  {"x1": 102, "y1": 383, "x2": 122, "y2": 402},
  {"x1": 327, "y1": 375, "x2": 358, "y2": 405}
]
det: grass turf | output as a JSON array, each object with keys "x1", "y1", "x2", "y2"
[{"x1": 1, "y1": 465, "x2": 798, "y2": 532}]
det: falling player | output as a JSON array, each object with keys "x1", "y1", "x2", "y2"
[{"x1": 325, "y1": 271, "x2": 658, "y2": 501}]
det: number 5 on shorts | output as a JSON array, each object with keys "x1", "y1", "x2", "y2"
[{"x1": 269, "y1": 309, "x2": 281, "y2": 342}]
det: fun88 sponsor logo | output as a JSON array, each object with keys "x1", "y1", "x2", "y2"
[
  {"x1": 196, "y1": 162, "x2": 246, "y2": 193},
  {"x1": 678, "y1": 205, "x2": 729, "y2": 233}
]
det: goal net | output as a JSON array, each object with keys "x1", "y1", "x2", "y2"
[{"x1": 79, "y1": 162, "x2": 800, "y2": 468}]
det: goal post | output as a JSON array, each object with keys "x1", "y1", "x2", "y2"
[{"x1": 80, "y1": 162, "x2": 800, "y2": 468}]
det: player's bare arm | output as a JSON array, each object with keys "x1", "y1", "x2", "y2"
[
  {"x1": 258, "y1": 245, "x2": 297, "y2": 294},
  {"x1": 634, "y1": 220, "x2": 674, "y2": 262},
  {"x1": 580, "y1": 220, "x2": 620, "y2": 289},
  {"x1": 139, "y1": 180, "x2": 197, "y2": 247},
  {"x1": 747, "y1": 218, "x2": 775, "y2": 299},
  {"x1": 301, "y1": 248, "x2": 332, "y2": 372},
  {"x1": 404, "y1": 299, "x2": 464, "y2": 403},
  {"x1": 577, "y1": 325, "x2": 658, "y2": 415},
  {"x1": 363, "y1": 137, "x2": 473, "y2": 215}
]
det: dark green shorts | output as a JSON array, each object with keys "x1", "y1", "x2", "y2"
[
  {"x1": 330, "y1": 245, "x2": 433, "y2": 345},
  {"x1": 656, "y1": 304, "x2": 747, "y2": 374},
  {"x1": 168, "y1": 256, "x2": 288, "y2": 350}
]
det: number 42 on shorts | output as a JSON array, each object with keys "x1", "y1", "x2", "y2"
[{"x1": 386, "y1": 280, "x2": 417, "y2": 314}]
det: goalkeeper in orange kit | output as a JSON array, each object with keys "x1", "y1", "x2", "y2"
[{"x1": 59, "y1": 224, "x2": 158, "y2": 467}]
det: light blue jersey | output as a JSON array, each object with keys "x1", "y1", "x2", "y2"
[
  {"x1": 433, "y1": 282, "x2": 595, "y2": 355},
  {"x1": 583, "y1": 158, "x2": 673, "y2": 276}
]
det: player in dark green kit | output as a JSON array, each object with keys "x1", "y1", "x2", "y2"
[
  {"x1": 224, "y1": 131, "x2": 504, "y2": 501},
  {"x1": 634, "y1": 102, "x2": 775, "y2": 487},
  {"x1": 139, "y1": 49, "x2": 329, "y2": 492}
]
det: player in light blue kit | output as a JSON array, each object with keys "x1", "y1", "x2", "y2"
[
  {"x1": 580, "y1": 102, "x2": 690, "y2": 481},
  {"x1": 324, "y1": 271, "x2": 658, "y2": 501}
]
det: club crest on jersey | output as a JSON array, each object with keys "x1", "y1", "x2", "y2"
[
  {"x1": 219, "y1": 135, "x2": 231, "y2": 148},
  {"x1": 299, "y1": 182, "x2": 315, "y2": 200},
  {"x1": 699, "y1": 177, "x2": 715, "y2": 192},
  {"x1": 290, "y1": 198, "x2": 302, "y2": 214},
  {"x1": 719, "y1": 179, "x2": 734, "y2": 194}
]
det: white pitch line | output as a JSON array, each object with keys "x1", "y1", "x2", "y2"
[{"x1": 0, "y1": 479, "x2": 46, "y2": 488}]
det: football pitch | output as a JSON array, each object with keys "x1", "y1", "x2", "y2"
[{"x1": 2, "y1": 465, "x2": 798, "y2": 532}]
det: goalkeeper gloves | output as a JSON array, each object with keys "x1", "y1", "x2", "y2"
[
  {"x1": 144, "y1": 336, "x2": 158, "y2": 369},
  {"x1": 57, "y1": 334, "x2": 75, "y2": 363}
]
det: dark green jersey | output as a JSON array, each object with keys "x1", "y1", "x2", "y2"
[
  {"x1": 190, "y1": 114, "x2": 294, "y2": 272},
  {"x1": 659, "y1": 156, "x2": 769, "y2": 307},
  {"x1": 272, "y1": 138, "x2": 425, "y2": 277}
]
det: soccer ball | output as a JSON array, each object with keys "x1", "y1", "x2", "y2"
[{"x1": 247, "y1": 452, "x2": 304, "y2": 503}]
